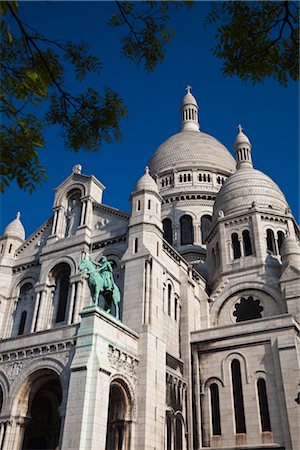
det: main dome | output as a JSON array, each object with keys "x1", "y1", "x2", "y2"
[{"x1": 149, "y1": 130, "x2": 236, "y2": 175}]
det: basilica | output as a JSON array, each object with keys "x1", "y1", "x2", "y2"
[{"x1": 0, "y1": 88, "x2": 299, "y2": 450}]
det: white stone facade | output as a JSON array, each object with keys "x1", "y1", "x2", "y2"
[{"x1": 0, "y1": 90, "x2": 299, "y2": 450}]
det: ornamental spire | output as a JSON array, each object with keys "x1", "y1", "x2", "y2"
[
  {"x1": 181, "y1": 86, "x2": 199, "y2": 131},
  {"x1": 234, "y1": 124, "x2": 253, "y2": 169}
]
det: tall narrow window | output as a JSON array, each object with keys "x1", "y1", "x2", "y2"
[
  {"x1": 134, "y1": 238, "x2": 138, "y2": 254},
  {"x1": 174, "y1": 297, "x2": 178, "y2": 321},
  {"x1": 166, "y1": 414, "x2": 172, "y2": 450},
  {"x1": 242, "y1": 230, "x2": 252, "y2": 256},
  {"x1": 148, "y1": 199, "x2": 151, "y2": 209},
  {"x1": 136, "y1": 200, "x2": 141, "y2": 211},
  {"x1": 210, "y1": 383, "x2": 221, "y2": 435},
  {"x1": 212, "y1": 248, "x2": 217, "y2": 270},
  {"x1": 216, "y1": 242, "x2": 220, "y2": 267},
  {"x1": 201, "y1": 215, "x2": 212, "y2": 243},
  {"x1": 232, "y1": 233, "x2": 241, "y2": 259},
  {"x1": 18, "y1": 311, "x2": 27, "y2": 335},
  {"x1": 167, "y1": 284, "x2": 172, "y2": 316},
  {"x1": 231, "y1": 359, "x2": 246, "y2": 433},
  {"x1": 180, "y1": 215, "x2": 193, "y2": 245},
  {"x1": 257, "y1": 378, "x2": 271, "y2": 432},
  {"x1": 266, "y1": 229, "x2": 276, "y2": 254},
  {"x1": 163, "y1": 218, "x2": 173, "y2": 245},
  {"x1": 277, "y1": 231, "x2": 284, "y2": 255},
  {"x1": 56, "y1": 273, "x2": 69, "y2": 323}
]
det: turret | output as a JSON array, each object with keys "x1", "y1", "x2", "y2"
[
  {"x1": 181, "y1": 85, "x2": 199, "y2": 131},
  {"x1": 0, "y1": 212, "x2": 25, "y2": 260},
  {"x1": 234, "y1": 124, "x2": 253, "y2": 169}
]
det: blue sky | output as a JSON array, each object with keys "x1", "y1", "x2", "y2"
[{"x1": 1, "y1": 1, "x2": 299, "y2": 238}]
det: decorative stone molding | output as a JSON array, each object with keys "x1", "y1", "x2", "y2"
[
  {"x1": 91, "y1": 235, "x2": 127, "y2": 251},
  {"x1": 13, "y1": 261, "x2": 39, "y2": 274},
  {"x1": 0, "y1": 339, "x2": 75, "y2": 365},
  {"x1": 108, "y1": 345, "x2": 138, "y2": 378},
  {"x1": 6, "y1": 361, "x2": 24, "y2": 382},
  {"x1": 210, "y1": 279, "x2": 230, "y2": 302},
  {"x1": 93, "y1": 203, "x2": 129, "y2": 220}
]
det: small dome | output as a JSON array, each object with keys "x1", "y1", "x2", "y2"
[
  {"x1": 213, "y1": 167, "x2": 288, "y2": 219},
  {"x1": 3, "y1": 212, "x2": 25, "y2": 240},
  {"x1": 135, "y1": 166, "x2": 159, "y2": 193},
  {"x1": 149, "y1": 131, "x2": 236, "y2": 175},
  {"x1": 182, "y1": 92, "x2": 198, "y2": 107},
  {"x1": 280, "y1": 235, "x2": 300, "y2": 268}
]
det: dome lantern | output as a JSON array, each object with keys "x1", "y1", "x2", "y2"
[
  {"x1": 234, "y1": 124, "x2": 253, "y2": 169},
  {"x1": 181, "y1": 86, "x2": 199, "y2": 132}
]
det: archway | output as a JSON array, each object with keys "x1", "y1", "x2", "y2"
[
  {"x1": 105, "y1": 381, "x2": 132, "y2": 450},
  {"x1": 21, "y1": 372, "x2": 62, "y2": 450}
]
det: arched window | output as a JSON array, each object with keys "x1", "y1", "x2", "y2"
[
  {"x1": 207, "y1": 174, "x2": 211, "y2": 182},
  {"x1": 166, "y1": 413, "x2": 172, "y2": 450},
  {"x1": 266, "y1": 229, "x2": 276, "y2": 254},
  {"x1": 136, "y1": 199, "x2": 141, "y2": 211},
  {"x1": 257, "y1": 378, "x2": 271, "y2": 432},
  {"x1": 168, "y1": 284, "x2": 172, "y2": 316},
  {"x1": 18, "y1": 311, "x2": 27, "y2": 335},
  {"x1": 180, "y1": 215, "x2": 194, "y2": 245},
  {"x1": 49, "y1": 263, "x2": 71, "y2": 324},
  {"x1": 163, "y1": 218, "x2": 173, "y2": 245},
  {"x1": 201, "y1": 215, "x2": 212, "y2": 243},
  {"x1": 0, "y1": 386, "x2": 3, "y2": 414},
  {"x1": 175, "y1": 415, "x2": 183, "y2": 450},
  {"x1": 210, "y1": 383, "x2": 221, "y2": 435},
  {"x1": 55, "y1": 273, "x2": 70, "y2": 323},
  {"x1": 242, "y1": 230, "x2": 252, "y2": 256},
  {"x1": 231, "y1": 359, "x2": 246, "y2": 433},
  {"x1": 231, "y1": 233, "x2": 241, "y2": 259},
  {"x1": 199, "y1": 174, "x2": 202, "y2": 181},
  {"x1": 277, "y1": 231, "x2": 285, "y2": 255}
]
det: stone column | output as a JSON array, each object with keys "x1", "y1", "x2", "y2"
[
  {"x1": 67, "y1": 281, "x2": 76, "y2": 324},
  {"x1": 4, "y1": 296, "x2": 18, "y2": 338},
  {"x1": 73, "y1": 280, "x2": 83, "y2": 323},
  {"x1": 34, "y1": 288, "x2": 48, "y2": 332},
  {"x1": 1, "y1": 416, "x2": 28, "y2": 450},
  {"x1": 57, "y1": 205, "x2": 67, "y2": 237},
  {"x1": 61, "y1": 307, "x2": 113, "y2": 450}
]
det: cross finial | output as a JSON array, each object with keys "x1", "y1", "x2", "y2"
[
  {"x1": 72, "y1": 164, "x2": 82, "y2": 174},
  {"x1": 16, "y1": 211, "x2": 20, "y2": 220},
  {"x1": 186, "y1": 85, "x2": 192, "y2": 94},
  {"x1": 238, "y1": 124, "x2": 243, "y2": 133},
  {"x1": 145, "y1": 166, "x2": 149, "y2": 174}
]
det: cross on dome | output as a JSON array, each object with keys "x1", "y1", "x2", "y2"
[
  {"x1": 186, "y1": 85, "x2": 192, "y2": 94},
  {"x1": 16, "y1": 211, "x2": 21, "y2": 220},
  {"x1": 238, "y1": 124, "x2": 243, "y2": 133}
]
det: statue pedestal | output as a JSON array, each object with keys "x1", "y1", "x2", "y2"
[{"x1": 61, "y1": 306, "x2": 138, "y2": 450}]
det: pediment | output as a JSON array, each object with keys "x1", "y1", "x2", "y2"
[{"x1": 15, "y1": 218, "x2": 53, "y2": 260}]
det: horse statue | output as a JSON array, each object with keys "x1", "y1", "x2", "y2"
[{"x1": 79, "y1": 256, "x2": 120, "y2": 320}]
